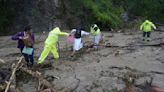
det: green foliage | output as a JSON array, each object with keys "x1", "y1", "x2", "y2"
[
  {"x1": 112, "y1": 0, "x2": 164, "y2": 22},
  {"x1": 69, "y1": 0, "x2": 164, "y2": 29},
  {"x1": 69, "y1": 0, "x2": 124, "y2": 29},
  {"x1": 0, "y1": 0, "x2": 163, "y2": 34}
]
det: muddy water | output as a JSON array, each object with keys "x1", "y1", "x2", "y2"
[{"x1": 0, "y1": 30, "x2": 164, "y2": 92}]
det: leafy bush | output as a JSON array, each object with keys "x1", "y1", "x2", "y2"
[
  {"x1": 68, "y1": 0, "x2": 124, "y2": 29},
  {"x1": 112, "y1": 0, "x2": 164, "y2": 22},
  {"x1": 69, "y1": 0, "x2": 164, "y2": 29}
]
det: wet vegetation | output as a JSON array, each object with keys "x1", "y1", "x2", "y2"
[{"x1": 0, "y1": 0, "x2": 164, "y2": 34}]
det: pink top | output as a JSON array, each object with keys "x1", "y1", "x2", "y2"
[{"x1": 67, "y1": 35, "x2": 74, "y2": 44}]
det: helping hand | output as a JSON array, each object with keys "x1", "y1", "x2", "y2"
[{"x1": 19, "y1": 37, "x2": 23, "y2": 39}]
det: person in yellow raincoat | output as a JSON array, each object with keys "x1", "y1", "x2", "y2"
[
  {"x1": 140, "y1": 20, "x2": 156, "y2": 41},
  {"x1": 37, "y1": 27, "x2": 69, "y2": 64},
  {"x1": 90, "y1": 24, "x2": 101, "y2": 49}
]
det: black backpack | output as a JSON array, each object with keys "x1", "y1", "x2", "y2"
[{"x1": 74, "y1": 29, "x2": 81, "y2": 38}]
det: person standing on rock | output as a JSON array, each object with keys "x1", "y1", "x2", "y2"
[
  {"x1": 140, "y1": 20, "x2": 156, "y2": 41},
  {"x1": 70, "y1": 27, "x2": 89, "y2": 56},
  {"x1": 37, "y1": 27, "x2": 69, "y2": 64},
  {"x1": 90, "y1": 24, "x2": 102, "y2": 49},
  {"x1": 11, "y1": 25, "x2": 35, "y2": 67}
]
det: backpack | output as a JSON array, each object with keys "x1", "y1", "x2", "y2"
[{"x1": 74, "y1": 29, "x2": 81, "y2": 38}]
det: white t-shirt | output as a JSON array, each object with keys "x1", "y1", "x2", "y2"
[{"x1": 71, "y1": 29, "x2": 89, "y2": 51}]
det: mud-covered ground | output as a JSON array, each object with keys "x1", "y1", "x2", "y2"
[{"x1": 0, "y1": 29, "x2": 164, "y2": 92}]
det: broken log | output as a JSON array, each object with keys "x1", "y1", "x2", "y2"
[
  {"x1": 19, "y1": 67, "x2": 59, "y2": 92},
  {"x1": 19, "y1": 67, "x2": 59, "y2": 80},
  {"x1": 19, "y1": 67, "x2": 51, "y2": 92},
  {"x1": 5, "y1": 56, "x2": 23, "y2": 92},
  {"x1": 94, "y1": 42, "x2": 164, "y2": 48}
]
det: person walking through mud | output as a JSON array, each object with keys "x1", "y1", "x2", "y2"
[
  {"x1": 11, "y1": 25, "x2": 35, "y2": 67},
  {"x1": 37, "y1": 27, "x2": 69, "y2": 64},
  {"x1": 70, "y1": 27, "x2": 89, "y2": 56},
  {"x1": 90, "y1": 24, "x2": 102, "y2": 49},
  {"x1": 140, "y1": 20, "x2": 156, "y2": 41}
]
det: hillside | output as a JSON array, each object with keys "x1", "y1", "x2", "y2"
[{"x1": 0, "y1": 29, "x2": 164, "y2": 92}]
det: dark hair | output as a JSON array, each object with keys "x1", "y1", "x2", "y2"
[
  {"x1": 94, "y1": 27, "x2": 98, "y2": 31},
  {"x1": 77, "y1": 26, "x2": 85, "y2": 31},
  {"x1": 91, "y1": 24, "x2": 94, "y2": 28},
  {"x1": 24, "y1": 25, "x2": 32, "y2": 32}
]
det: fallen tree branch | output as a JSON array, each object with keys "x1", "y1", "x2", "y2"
[
  {"x1": 0, "y1": 58, "x2": 5, "y2": 63},
  {"x1": 19, "y1": 67, "x2": 42, "y2": 79},
  {"x1": 19, "y1": 67, "x2": 50, "y2": 92},
  {"x1": 5, "y1": 56, "x2": 23, "y2": 92},
  {"x1": 19, "y1": 67, "x2": 59, "y2": 92},
  {"x1": 88, "y1": 42, "x2": 164, "y2": 48},
  {"x1": 19, "y1": 67, "x2": 60, "y2": 80}
]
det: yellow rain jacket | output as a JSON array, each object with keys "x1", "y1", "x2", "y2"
[
  {"x1": 140, "y1": 20, "x2": 156, "y2": 32},
  {"x1": 45, "y1": 27, "x2": 69, "y2": 45},
  {"x1": 38, "y1": 27, "x2": 68, "y2": 64}
]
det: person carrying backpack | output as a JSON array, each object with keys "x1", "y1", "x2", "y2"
[
  {"x1": 11, "y1": 25, "x2": 35, "y2": 67},
  {"x1": 90, "y1": 24, "x2": 101, "y2": 49},
  {"x1": 70, "y1": 28, "x2": 89, "y2": 56},
  {"x1": 140, "y1": 20, "x2": 156, "y2": 41},
  {"x1": 37, "y1": 27, "x2": 69, "y2": 64}
]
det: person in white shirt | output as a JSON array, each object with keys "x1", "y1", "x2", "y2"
[{"x1": 70, "y1": 28, "x2": 89, "y2": 56}]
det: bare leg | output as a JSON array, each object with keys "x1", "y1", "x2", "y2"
[{"x1": 71, "y1": 50, "x2": 75, "y2": 57}]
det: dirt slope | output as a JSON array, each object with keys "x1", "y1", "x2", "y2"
[{"x1": 0, "y1": 30, "x2": 164, "y2": 92}]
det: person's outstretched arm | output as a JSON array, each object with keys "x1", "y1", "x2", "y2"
[
  {"x1": 82, "y1": 31, "x2": 90, "y2": 36},
  {"x1": 140, "y1": 23, "x2": 144, "y2": 31},
  {"x1": 56, "y1": 27, "x2": 69, "y2": 36},
  {"x1": 151, "y1": 23, "x2": 156, "y2": 30},
  {"x1": 11, "y1": 32, "x2": 23, "y2": 40},
  {"x1": 70, "y1": 29, "x2": 76, "y2": 34},
  {"x1": 58, "y1": 31, "x2": 69, "y2": 36}
]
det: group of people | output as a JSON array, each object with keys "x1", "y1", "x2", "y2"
[
  {"x1": 11, "y1": 24, "x2": 102, "y2": 67},
  {"x1": 11, "y1": 20, "x2": 156, "y2": 67}
]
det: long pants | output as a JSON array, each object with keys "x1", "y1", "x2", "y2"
[
  {"x1": 93, "y1": 34, "x2": 101, "y2": 48},
  {"x1": 143, "y1": 32, "x2": 151, "y2": 38},
  {"x1": 20, "y1": 47, "x2": 34, "y2": 66},
  {"x1": 143, "y1": 32, "x2": 151, "y2": 41},
  {"x1": 38, "y1": 44, "x2": 59, "y2": 63}
]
